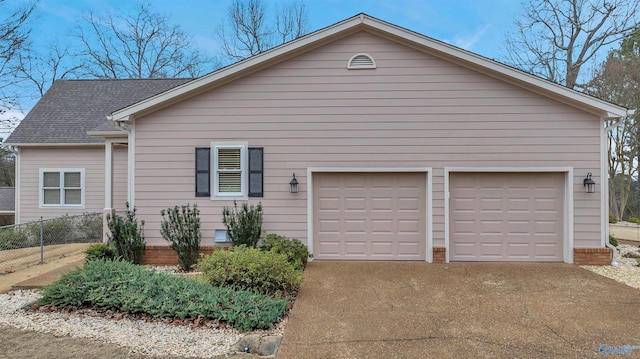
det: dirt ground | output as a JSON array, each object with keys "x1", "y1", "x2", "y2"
[
  {"x1": 609, "y1": 223, "x2": 640, "y2": 243},
  {"x1": 0, "y1": 325, "x2": 185, "y2": 359}
]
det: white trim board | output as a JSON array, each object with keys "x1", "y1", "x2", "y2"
[
  {"x1": 444, "y1": 167, "x2": 574, "y2": 264},
  {"x1": 306, "y1": 167, "x2": 433, "y2": 262}
]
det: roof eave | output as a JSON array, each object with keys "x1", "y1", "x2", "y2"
[
  {"x1": 111, "y1": 13, "x2": 627, "y2": 122},
  {"x1": 110, "y1": 15, "x2": 367, "y2": 121},
  {"x1": 87, "y1": 130, "x2": 128, "y2": 138}
]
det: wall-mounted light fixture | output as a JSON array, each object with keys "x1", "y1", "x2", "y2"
[
  {"x1": 583, "y1": 172, "x2": 595, "y2": 193},
  {"x1": 289, "y1": 173, "x2": 299, "y2": 193}
]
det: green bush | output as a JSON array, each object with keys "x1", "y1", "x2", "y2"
[
  {"x1": 0, "y1": 227, "x2": 30, "y2": 250},
  {"x1": 609, "y1": 235, "x2": 619, "y2": 247},
  {"x1": 609, "y1": 216, "x2": 618, "y2": 224},
  {"x1": 84, "y1": 243, "x2": 116, "y2": 263},
  {"x1": 77, "y1": 214, "x2": 104, "y2": 242},
  {"x1": 626, "y1": 217, "x2": 640, "y2": 225},
  {"x1": 262, "y1": 233, "x2": 311, "y2": 270},
  {"x1": 198, "y1": 246, "x2": 303, "y2": 295},
  {"x1": 222, "y1": 200, "x2": 263, "y2": 247},
  {"x1": 107, "y1": 203, "x2": 145, "y2": 264},
  {"x1": 39, "y1": 259, "x2": 288, "y2": 332},
  {"x1": 28, "y1": 216, "x2": 73, "y2": 245},
  {"x1": 160, "y1": 204, "x2": 201, "y2": 271}
]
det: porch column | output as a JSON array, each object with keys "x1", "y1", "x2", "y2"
[{"x1": 103, "y1": 139, "x2": 115, "y2": 243}]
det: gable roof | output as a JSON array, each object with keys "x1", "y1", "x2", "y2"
[
  {"x1": 5, "y1": 78, "x2": 192, "y2": 145},
  {"x1": 0, "y1": 187, "x2": 15, "y2": 212},
  {"x1": 110, "y1": 13, "x2": 629, "y2": 123}
]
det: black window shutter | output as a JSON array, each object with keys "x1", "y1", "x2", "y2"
[
  {"x1": 195, "y1": 147, "x2": 210, "y2": 197},
  {"x1": 248, "y1": 147, "x2": 263, "y2": 197}
]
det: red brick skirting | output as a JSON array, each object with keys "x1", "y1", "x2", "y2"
[
  {"x1": 573, "y1": 248, "x2": 612, "y2": 265},
  {"x1": 141, "y1": 245, "x2": 230, "y2": 265},
  {"x1": 433, "y1": 247, "x2": 446, "y2": 263}
]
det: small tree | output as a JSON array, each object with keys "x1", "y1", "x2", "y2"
[
  {"x1": 160, "y1": 203, "x2": 201, "y2": 271},
  {"x1": 222, "y1": 200, "x2": 263, "y2": 247},
  {"x1": 107, "y1": 203, "x2": 145, "y2": 264}
]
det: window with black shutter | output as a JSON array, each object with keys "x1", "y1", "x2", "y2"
[
  {"x1": 248, "y1": 147, "x2": 263, "y2": 197},
  {"x1": 195, "y1": 147, "x2": 210, "y2": 197}
]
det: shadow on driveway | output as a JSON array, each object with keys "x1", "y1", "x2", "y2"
[{"x1": 278, "y1": 262, "x2": 640, "y2": 358}]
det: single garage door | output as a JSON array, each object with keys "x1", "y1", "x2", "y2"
[
  {"x1": 450, "y1": 172, "x2": 564, "y2": 262},
  {"x1": 313, "y1": 172, "x2": 426, "y2": 260}
]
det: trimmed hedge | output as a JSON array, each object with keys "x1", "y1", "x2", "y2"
[
  {"x1": 199, "y1": 245, "x2": 303, "y2": 295},
  {"x1": 39, "y1": 259, "x2": 288, "y2": 332},
  {"x1": 261, "y1": 233, "x2": 311, "y2": 270}
]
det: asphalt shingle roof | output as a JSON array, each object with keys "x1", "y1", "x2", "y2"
[{"x1": 5, "y1": 78, "x2": 193, "y2": 144}]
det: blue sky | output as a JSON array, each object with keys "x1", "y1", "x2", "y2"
[
  {"x1": 2, "y1": 0, "x2": 522, "y2": 135},
  {"x1": 32, "y1": 0, "x2": 521, "y2": 60}
]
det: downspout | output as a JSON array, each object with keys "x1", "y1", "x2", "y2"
[{"x1": 603, "y1": 110, "x2": 634, "y2": 266}]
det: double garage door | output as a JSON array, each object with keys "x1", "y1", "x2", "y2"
[{"x1": 313, "y1": 172, "x2": 564, "y2": 262}]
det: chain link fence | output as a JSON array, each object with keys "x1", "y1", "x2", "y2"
[{"x1": 0, "y1": 213, "x2": 103, "y2": 274}]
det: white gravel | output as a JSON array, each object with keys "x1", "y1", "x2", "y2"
[
  {"x1": 581, "y1": 244, "x2": 640, "y2": 289},
  {"x1": 0, "y1": 290, "x2": 243, "y2": 357},
  {"x1": 0, "y1": 287, "x2": 287, "y2": 358}
]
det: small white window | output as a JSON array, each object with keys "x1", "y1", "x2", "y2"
[
  {"x1": 214, "y1": 229, "x2": 228, "y2": 243},
  {"x1": 347, "y1": 53, "x2": 376, "y2": 69},
  {"x1": 212, "y1": 142, "x2": 247, "y2": 198},
  {"x1": 40, "y1": 169, "x2": 84, "y2": 207}
]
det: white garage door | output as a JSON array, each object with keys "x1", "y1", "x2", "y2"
[
  {"x1": 313, "y1": 172, "x2": 426, "y2": 260},
  {"x1": 450, "y1": 172, "x2": 564, "y2": 262}
]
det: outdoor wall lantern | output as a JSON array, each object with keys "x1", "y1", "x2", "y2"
[
  {"x1": 289, "y1": 173, "x2": 299, "y2": 193},
  {"x1": 584, "y1": 172, "x2": 596, "y2": 193}
]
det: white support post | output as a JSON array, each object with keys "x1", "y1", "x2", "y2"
[{"x1": 103, "y1": 139, "x2": 115, "y2": 243}]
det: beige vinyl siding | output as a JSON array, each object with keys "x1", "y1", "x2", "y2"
[
  {"x1": 133, "y1": 30, "x2": 601, "y2": 247},
  {"x1": 18, "y1": 146, "x2": 128, "y2": 223}
]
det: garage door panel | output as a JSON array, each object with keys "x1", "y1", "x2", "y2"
[
  {"x1": 450, "y1": 172, "x2": 564, "y2": 262},
  {"x1": 314, "y1": 172, "x2": 426, "y2": 261}
]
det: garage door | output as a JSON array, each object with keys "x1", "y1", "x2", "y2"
[
  {"x1": 450, "y1": 172, "x2": 564, "y2": 262},
  {"x1": 313, "y1": 172, "x2": 426, "y2": 260}
]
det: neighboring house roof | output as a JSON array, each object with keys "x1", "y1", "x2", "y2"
[
  {"x1": 110, "y1": 13, "x2": 629, "y2": 123},
  {"x1": 5, "y1": 78, "x2": 193, "y2": 145},
  {"x1": 0, "y1": 187, "x2": 15, "y2": 212}
]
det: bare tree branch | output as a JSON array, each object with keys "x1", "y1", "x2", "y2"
[
  {"x1": 74, "y1": 2, "x2": 216, "y2": 79},
  {"x1": 504, "y1": 0, "x2": 640, "y2": 89},
  {"x1": 0, "y1": 0, "x2": 36, "y2": 112},
  {"x1": 218, "y1": 0, "x2": 308, "y2": 62}
]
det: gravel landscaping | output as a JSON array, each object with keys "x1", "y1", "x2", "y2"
[
  {"x1": 0, "y1": 289, "x2": 286, "y2": 358},
  {"x1": 0, "y1": 248, "x2": 637, "y2": 358},
  {"x1": 581, "y1": 244, "x2": 640, "y2": 289}
]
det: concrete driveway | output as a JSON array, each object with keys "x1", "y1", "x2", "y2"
[{"x1": 277, "y1": 262, "x2": 640, "y2": 358}]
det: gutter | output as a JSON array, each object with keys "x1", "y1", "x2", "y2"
[{"x1": 603, "y1": 109, "x2": 634, "y2": 266}]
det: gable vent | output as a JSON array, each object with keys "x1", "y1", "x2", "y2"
[{"x1": 347, "y1": 53, "x2": 376, "y2": 69}]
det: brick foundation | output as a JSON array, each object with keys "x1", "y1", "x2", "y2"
[
  {"x1": 573, "y1": 248, "x2": 612, "y2": 265},
  {"x1": 433, "y1": 247, "x2": 446, "y2": 263},
  {"x1": 141, "y1": 245, "x2": 230, "y2": 265}
]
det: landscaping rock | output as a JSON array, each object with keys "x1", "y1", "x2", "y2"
[{"x1": 229, "y1": 334, "x2": 282, "y2": 357}]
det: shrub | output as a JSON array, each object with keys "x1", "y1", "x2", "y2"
[
  {"x1": 160, "y1": 204, "x2": 201, "y2": 271},
  {"x1": 262, "y1": 233, "x2": 311, "y2": 270},
  {"x1": 609, "y1": 235, "x2": 618, "y2": 247},
  {"x1": 28, "y1": 216, "x2": 73, "y2": 245},
  {"x1": 107, "y1": 203, "x2": 145, "y2": 264},
  {"x1": 77, "y1": 214, "x2": 104, "y2": 242},
  {"x1": 198, "y1": 246, "x2": 303, "y2": 295},
  {"x1": 626, "y1": 217, "x2": 640, "y2": 225},
  {"x1": 39, "y1": 259, "x2": 288, "y2": 332},
  {"x1": 0, "y1": 227, "x2": 30, "y2": 250},
  {"x1": 84, "y1": 243, "x2": 116, "y2": 263},
  {"x1": 222, "y1": 200, "x2": 263, "y2": 247},
  {"x1": 609, "y1": 216, "x2": 618, "y2": 224}
]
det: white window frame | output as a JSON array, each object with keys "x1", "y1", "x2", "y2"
[
  {"x1": 211, "y1": 142, "x2": 248, "y2": 199},
  {"x1": 39, "y1": 168, "x2": 85, "y2": 208}
]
